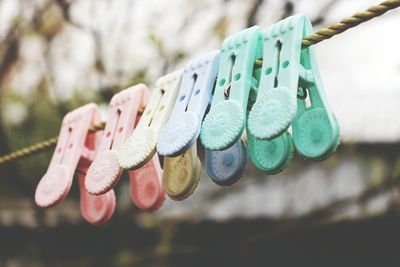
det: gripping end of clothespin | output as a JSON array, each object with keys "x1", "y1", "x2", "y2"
[
  {"x1": 129, "y1": 154, "x2": 165, "y2": 210},
  {"x1": 118, "y1": 126, "x2": 158, "y2": 170},
  {"x1": 35, "y1": 165, "x2": 70, "y2": 207},
  {"x1": 205, "y1": 139, "x2": 247, "y2": 186},
  {"x1": 157, "y1": 111, "x2": 199, "y2": 157},
  {"x1": 200, "y1": 99, "x2": 245, "y2": 151},
  {"x1": 248, "y1": 131, "x2": 294, "y2": 174},
  {"x1": 248, "y1": 87, "x2": 297, "y2": 140},
  {"x1": 293, "y1": 108, "x2": 340, "y2": 161},
  {"x1": 85, "y1": 150, "x2": 123, "y2": 195},
  {"x1": 163, "y1": 143, "x2": 201, "y2": 200}
]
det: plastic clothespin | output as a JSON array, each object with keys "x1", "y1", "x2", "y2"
[
  {"x1": 207, "y1": 66, "x2": 293, "y2": 181},
  {"x1": 201, "y1": 27, "x2": 263, "y2": 185},
  {"x1": 118, "y1": 71, "x2": 183, "y2": 208},
  {"x1": 156, "y1": 51, "x2": 219, "y2": 199},
  {"x1": 248, "y1": 14, "x2": 339, "y2": 160},
  {"x1": 200, "y1": 26, "x2": 263, "y2": 151},
  {"x1": 246, "y1": 68, "x2": 294, "y2": 174},
  {"x1": 35, "y1": 104, "x2": 116, "y2": 225},
  {"x1": 84, "y1": 85, "x2": 165, "y2": 211},
  {"x1": 118, "y1": 70, "x2": 183, "y2": 170},
  {"x1": 157, "y1": 51, "x2": 220, "y2": 157}
]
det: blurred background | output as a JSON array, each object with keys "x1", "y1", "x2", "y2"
[{"x1": 0, "y1": 0, "x2": 400, "y2": 266}]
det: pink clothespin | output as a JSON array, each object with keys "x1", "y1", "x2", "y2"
[
  {"x1": 35, "y1": 103, "x2": 116, "y2": 225},
  {"x1": 85, "y1": 85, "x2": 165, "y2": 211}
]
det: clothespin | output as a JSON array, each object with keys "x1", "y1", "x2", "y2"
[
  {"x1": 118, "y1": 70, "x2": 183, "y2": 170},
  {"x1": 84, "y1": 85, "x2": 165, "y2": 211},
  {"x1": 248, "y1": 14, "x2": 339, "y2": 160},
  {"x1": 246, "y1": 68, "x2": 294, "y2": 174},
  {"x1": 35, "y1": 104, "x2": 116, "y2": 225},
  {"x1": 206, "y1": 65, "x2": 293, "y2": 182},
  {"x1": 157, "y1": 51, "x2": 219, "y2": 199},
  {"x1": 200, "y1": 26, "x2": 286, "y2": 184},
  {"x1": 118, "y1": 71, "x2": 182, "y2": 206},
  {"x1": 200, "y1": 26, "x2": 263, "y2": 151},
  {"x1": 157, "y1": 51, "x2": 220, "y2": 157}
]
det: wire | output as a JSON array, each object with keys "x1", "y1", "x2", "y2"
[{"x1": 0, "y1": 0, "x2": 399, "y2": 166}]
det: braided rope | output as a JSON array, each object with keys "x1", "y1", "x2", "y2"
[
  {"x1": 0, "y1": 0, "x2": 399, "y2": 166},
  {"x1": 0, "y1": 122, "x2": 107, "y2": 165},
  {"x1": 302, "y1": 0, "x2": 400, "y2": 47},
  {"x1": 0, "y1": 137, "x2": 59, "y2": 164}
]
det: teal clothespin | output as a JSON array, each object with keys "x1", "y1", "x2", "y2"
[
  {"x1": 247, "y1": 64, "x2": 294, "y2": 174},
  {"x1": 248, "y1": 14, "x2": 339, "y2": 161},
  {"x1": 200, "y1": 26, "x2": 263, "y2": 151}
]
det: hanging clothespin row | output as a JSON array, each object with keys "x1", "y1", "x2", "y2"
[
  {"x1": 157, "y1": 51, "x2": 219, "y2": 199},
  {"x1": 118, "y1": 70, "x2": 183, "y2": 206},
  {"x1": 35, "y1": 104, "x2": 116, "y2": 225},
  {"x1": 200, "y1": 26, "x2": 263, "y2": 185},
  {"x1": 247, "y1": 14, "x2": 340, "y2": 161},
  {"x1": 84, "y1": 85, "x2": 164, "y2": 211},
  {"x1": 246, "y1": 57, "x2": 294, "y2": 174}
]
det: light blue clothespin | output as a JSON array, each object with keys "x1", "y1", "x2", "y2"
[{"x1": 157, "y1": 50, "x2": 220, "y2": 156}]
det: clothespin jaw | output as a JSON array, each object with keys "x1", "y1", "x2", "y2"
[
  {"x1": 85, "y1": 85, "x2": 148, "y2": 195},
  {"x1": 78, "y1": 173, "x2": 116, "y2": 225},
  {"x1": 291, "y1": 20, "x2": 340, "y2": 161},
  {"x1": 35, "y1": 104, "x2": 100, "y2": 208},
  {"x1": 201, "y1": 26, "x2": 263, "y2": 151},
  {"x1": 157, "y1": 51, "x2": 220, "y2": 157},
  {"x1": 163, "y1": 142, "x2": 201, "y2": 200},
  {"x1": 247, "y1": 131, "x2": 294, "y2": 174},
  {"x1": 205, "y1": 139, "x2": 247, "y2": 186},
  {"x1": 35, "y1": 104, "x2": 116, "y2": 225},
  {"x1": 129, "y1": 155, "x2": 165, "y2": 210},
  {"x1": 247, "y1": 14, "x2": 339, "y2": 160},
  {"x1": 246, "y1": 65, "x2": 295, "y2": 174},
  {"x1": 118, "y1": 70, "x2": 183, "y2": 170}
]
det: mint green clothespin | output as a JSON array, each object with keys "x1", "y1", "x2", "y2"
[
  {"x1": 248, "y1": 14, "x2": 339, "y2": 161},
  {"x1": 200, "y1": 26, "x2": 263, "y2": 151},
  {"x1": 247, "y1": 64, "x2": 294, "y2": 173}
]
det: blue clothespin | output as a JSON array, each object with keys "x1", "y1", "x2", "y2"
[
  {"x1": 157, "y1": 50, "x2": 220, "y2": 156},
  {"x1": 157, "y1": 51, "x2": 220, "y2": 200}
]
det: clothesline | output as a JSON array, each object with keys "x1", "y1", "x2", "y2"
[{"x1": 0, "y1": 0, "x2": 399, "y2": 166}]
